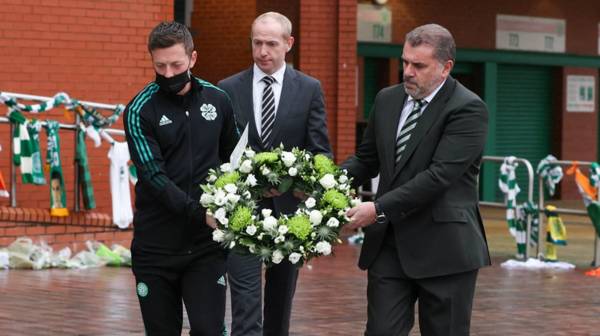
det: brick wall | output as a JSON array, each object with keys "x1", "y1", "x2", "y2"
[{"x1": 0, "y1": 0, "x2": 173, "y2": 247}]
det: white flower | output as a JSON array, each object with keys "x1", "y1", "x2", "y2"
[
  {"x1": 226, "y1": 193, "x2": 241, "y2": 204},
  {"x1": 220, "y1": 163, "x2": 232, "y2": 172},
  {"x1": 224, "y1": 184, "x2": 237, "y2": 194},
  {"x1": 339, "y1": 175, "x2": 348, "y2": 184},
  {"x1": 305, "y1": 154, "x2": 311, "y2": 160},
  {"x1": 207, "y1": 174, "x2": 217, "y2": 183},
  {"x1": 262, "y1": 216, "x2": 278, "y2": 231},
  {"x1": 214, "y1": 190, "x2": 226, "y2": 206},
  {"x1": 288, "y1": 167, "x2": 298, "y2": 176},
  {"x1": 229, "y1": 241, "x2": 236, "y2": 249},
  {"x1": 350, "y1": 198, "x2": 362, "y2": 207},
  {"x1": 305, "y1": 197, "x2": 316, "y2": 209},
  {"x1": 315, "y1": 241, "x2": 332, "y2": 255},
  {"x1": 200, "y1": 193, "x2": 215, "y2": 206},
  {"x1": 261, "y1": 166, "x2": 271, "y2": 176},
  {"x1": 278, "y1": 225, "x2": 289, "y2": 235},
  {"x1": 311, "y1": 232, "x2": 316, "y2": 238},
  {"x1": 281, "y1": 151, "x2": 296, "y2": 167},
  {"x1": 288, "y1": 252, "x2": 302, "y2": 264},
  {"x1": 299, "y1": 246, "x2": 305, "y2": 253},
  {"x1": 214, "y1": 208, "x2": 226, "y2": 222},
  {"x1": 309, "y1": 210, "x2": 323, "y2": 225},
  {"x1": 212, "y1": 229, "x2": 225, "y2": 242},
  {"x1": 339, "y1": 184, "x2": 348, "y2": 191},
  {"x1": 262, "y1": 209, "x2": 273, "y2": 218},
  {"x1": 274, "y1": 235, "x2": 286, "y2": 244},
  {"x1": 272, "y1": 250, "x2": 284, "y2": 264},
  {"x1": 326, "y1": 217, "x2": 339, "y2": 228},
  {"x1": 319, "y1": 174, "x2": 337, "y2": 189},
  {"x1": 239, "y1": 160, "x2": 253, "y2": 173},
  {"x1": 245, "y1": 225, "x2": 257, "y2": 236},
  {"x1": 244, "y1": 149, "x2": 256, "y2": 158},
  {"x1": 245, "y1": 174, "x2": 257, "y2": 186}
]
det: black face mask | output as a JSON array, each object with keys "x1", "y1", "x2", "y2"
[{"x1": 155, "y1": 69, "x2": 191, "y2": 95}]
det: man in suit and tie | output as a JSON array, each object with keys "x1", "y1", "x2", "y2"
[
  {"x1": 342, "y1": 24, "x2": 490, "y2": 336},
  {"x1": 218, "y1": 11, "x2": 332, "y2": 336}
]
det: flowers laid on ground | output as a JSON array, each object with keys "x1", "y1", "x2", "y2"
[{"x1": 201, "y1": 146, "x2": 357, "y2": 266}]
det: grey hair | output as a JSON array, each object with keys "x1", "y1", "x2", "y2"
[
  {"x1": 252, "y1": 12, "x2": 292, "y2": 39},
  {"x1": 405, "y1": 24, "x2": 455, "y2": 63}
]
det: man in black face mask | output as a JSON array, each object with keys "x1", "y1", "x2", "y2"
[{"x1": 123, "y1": 21, "x2": 239, "y2": 335}]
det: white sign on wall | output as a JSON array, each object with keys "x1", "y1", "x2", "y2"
[
  {"x1": 496, "y1": 14, "x2": 565, "y2": 53},
  {"x1": 357, "y1": 4, "x2": 392, "y2": 43},
  {"x1": 566, "y1": 75, "x2": 595, "y2": 112}
]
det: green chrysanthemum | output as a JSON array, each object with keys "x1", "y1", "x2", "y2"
[
  {"x1": 215, "y1": 171, "x2": 240, "y2": 189},
  {"x1": 323, "y1": 189, "x2": 349, "y2": 209},
  {"x1": 229, "y1": 206, "x2": 253, "y2": 232},
  {"x1": 314, "y1": 154, "x2": 336, "y2": 175},
  {"x1": 253, "y1": 152, "x2": 279, "y2": 165},
  {"x1": 287, "y1": 215, "x2": 312, "y2": 240}
]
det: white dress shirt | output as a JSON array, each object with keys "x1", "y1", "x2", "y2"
[
  {"x1": 396, "y1": 79, "x2": 447, "y2": 138},
  {"x1": 252, "y1": 63, "x2": 286, "y2": 134}
]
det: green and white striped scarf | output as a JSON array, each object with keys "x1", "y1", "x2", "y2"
[
  {"x1": 537, "y1": 155, "x2": 563, "y2": 196},
  {"x1": 76, "y1": 130, "x2": 95, "y2": 209},
  {"x1": 499, "y1": 156, "x2": 526, "y2": 258},
  {"x1": 45, "y1": 120, "x2": 68, "y2": 216},
  {"x1": 9, "y1": 110, "x2": 45, "y2": 185}
]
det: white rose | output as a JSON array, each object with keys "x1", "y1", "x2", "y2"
[
  {"x1": 281, "y1": 151, "x2": 296, "y2": 167},
  {"x1": 319, "y1": 174, "x2": 337, "y2": 189},
  {"x1": 239, "y1": 160, "x2": 253, "y2": 173},
  {"x1": 245, "y1": 225, "x2": 257, "y2": 236},
  {"x1": 272, "y1": 250, "x2": 284, "y2": 264},
  {"x1": 274, "y1": 235, "x2": 285, "y2": 244},
  {"x1": 278, "y1": 225, "x2": 289, "y2": 235},
  {"x1": 214, "y1": 190, "x2": 226, "y2": 206},
  {"x1": 200, "y1": 193, "x2": 215, "y2": 206},
  {"x1": 262, "y1": 216, "x2": 278, "y2": 231},
  {"x1": 326, "y1": 217, "x2": 340, "y2": 228},
  {"x1": 226, "y1": 193, "x2": 241, "y2": 205},
  {"x1": 220, "y1": 163, "x2": 232, "y2": 172},
  {"x1": 212, "y1": 229, "x2": 225, "y2": 242},
  {"x1": 207, "y1": 174, "x2": 217, "y2": 183},
  {"x1": 309, "y1": 210, "x2": 323, "y2": 225},
  {"x1": 315, "y1": 241, "x2": 332, "y2": 256},
  {"x1": 224, "y1": 184, "x2": 237, "y2": 194},
  {"x1": 261, "y1": 166, "x2": 271, "y2": 176},
  {"x1": 339, "y1": 174, "x2": 348, "y2": 184},
  {"x1": 339, "y1": 184, "x2": 348, "y2": 191},
  {"x1": 245, "y1": 174, "x2": 257, "y2": 186},
  {"x1": 214, "y1": 208, "x2": 226, "y2": 222},
  {"x1": 288, "y1": 167, "x2": 298, "y2": 176},
  {"x1": 305, "y1": 197, "x2": 316, "y2": 209},
  {"x1": 288, "y1": 252, "x2": 302, "y2": 264},
  {"x1": 261, "y1": 209, "x2": 273, "y2": 218},
  {"x1": 244, "y1": 149, "x2": 256, "y2": 158}
]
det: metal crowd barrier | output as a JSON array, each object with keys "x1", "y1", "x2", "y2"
[
  {"x1": 0, "y1": 92, "x2": 125, "y2": 212},
  {"x1": 537, "y1": 160, "x2": 600, "y2": 266},
  {"x1": 480, "y1": 156, "x2": 535, "y2": 259}
]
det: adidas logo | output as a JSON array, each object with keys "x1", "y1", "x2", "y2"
[
  {"x1": 159, "y1": 115, "x2": 172, "y2": 126},
  {"x1": 217, "y1": 275, "x2": 226, "y2": 286}
]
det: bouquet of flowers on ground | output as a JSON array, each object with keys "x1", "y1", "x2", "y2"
[{"x1": 200, "y1": 146, "x2": 356, "y2": 267}]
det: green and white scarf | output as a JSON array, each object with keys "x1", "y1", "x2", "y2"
[
  {"x1": 537, "y1": 155, "x2": 563, "y2": 196},
  {"x1": 499, "y1": 156, "x2": 526, "y2": 258},
  {"x1": 9, "y1": 110, "x2": 45, "y2": 185},
  {"x1": 45, "y1": 120, "x2": 68, "y2": 216},
  {"x1": 76, "y1": 130, "x2": 95, "y2": 209}
]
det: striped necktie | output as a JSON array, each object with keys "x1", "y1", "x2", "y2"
[
  {"x1": 260, "y1": 75, "x2": 276, "y2": 148},
  {"x1": 395, "y1": 99, "x2": 426, "y2": 165}
]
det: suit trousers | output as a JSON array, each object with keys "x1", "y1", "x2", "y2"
[
  {"x1": 365, "y1": 236, "x2": 478, "y2": 336},
  {"x1": 227, "y1": 251, "x2": 299, "y2": 336}
]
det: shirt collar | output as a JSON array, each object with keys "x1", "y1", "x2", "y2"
[
  {"x1": 407, "y1": 78, "x2": 447, "y2": 105},
  {"x1": 253, "y1": 63, "x2": 286, "y2": 85}
]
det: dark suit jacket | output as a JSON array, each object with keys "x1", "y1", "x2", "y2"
[
  {"x1": 218, "y1": 66, "x2": 332, "y2": 215},
  {"x1": 342, "y1": 76, "x2": 491, "y2": 278}
]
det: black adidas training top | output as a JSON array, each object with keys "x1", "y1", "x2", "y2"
[{"x1": 124, "y1": 77, "x2": 239, "y2": 254}]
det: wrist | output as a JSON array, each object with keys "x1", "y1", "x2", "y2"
[{"x1": 373, "y1": 201, "x2": 386, "y2": 224}]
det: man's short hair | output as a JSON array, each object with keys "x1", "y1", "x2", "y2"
[
  {"x1": 251, "y1": 12, "x2": 292, "y2": 39},
  {"x1": 405, "y1": 24, "x2": 456, "y2": 64},
  {"x1": 148, "y1": 21, "x2": 194, "y2": 56}
]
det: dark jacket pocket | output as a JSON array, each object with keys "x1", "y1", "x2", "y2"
[{"x1": 432, "y1": 207, "x2": 468, "y2": 223}]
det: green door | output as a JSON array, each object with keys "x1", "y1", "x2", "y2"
[{"x1": 494, "y1": 64, "x2": 555, "y2": 202}]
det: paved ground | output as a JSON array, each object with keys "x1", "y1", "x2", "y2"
[{"x1": 1, "y1": 206, "x2": 600, "y2": 335}]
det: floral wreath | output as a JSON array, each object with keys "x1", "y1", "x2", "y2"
[{"x1": 201, "y1": 146, "x2": 357, "y2": 266}]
